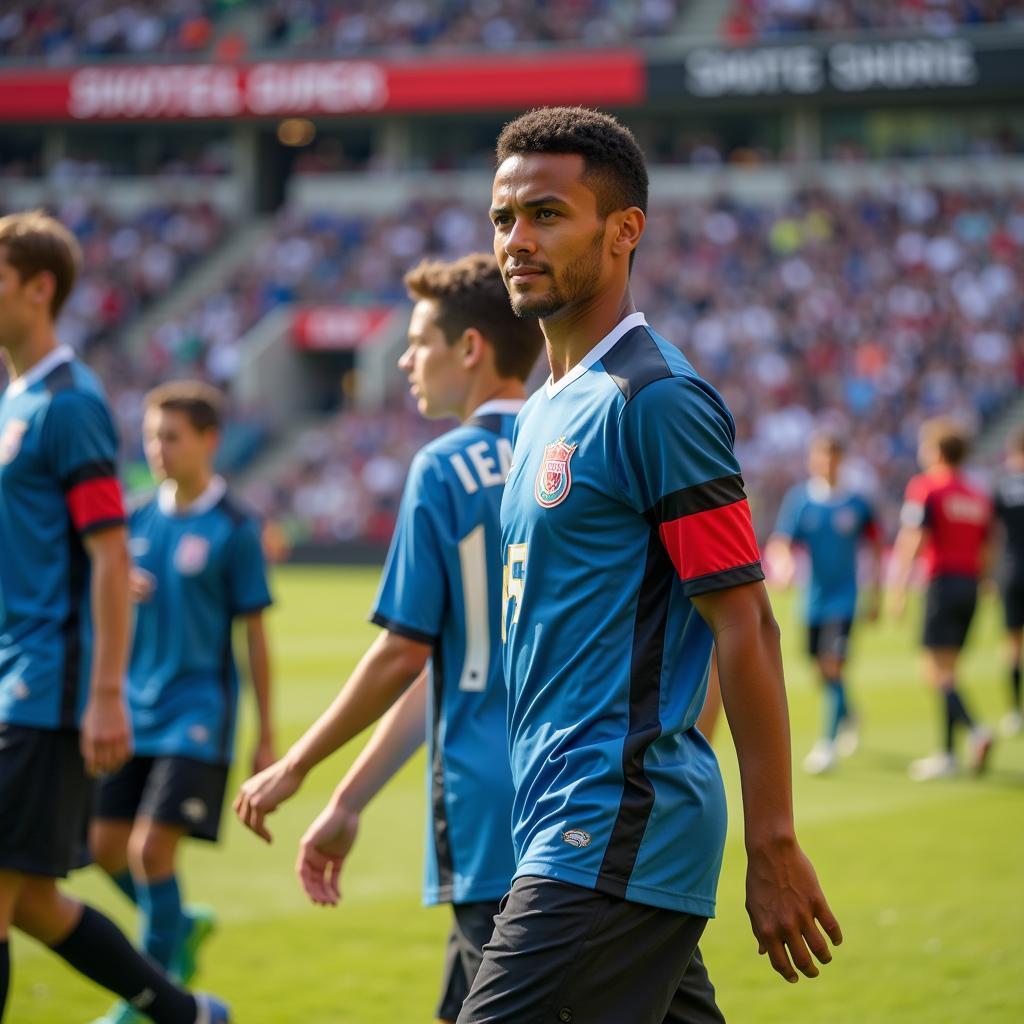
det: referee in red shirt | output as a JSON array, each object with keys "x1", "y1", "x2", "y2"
[{"x1": 890, "y1": 418, "x2": 994, "y2": 781}]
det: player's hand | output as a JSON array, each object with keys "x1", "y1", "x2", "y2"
[
  {"x1": 129, "y1": 567, "x2": 156, "y2": 603},
  {"x1": 745, "y1": 836, "x2": 842, "y2": 983},
  {"x1": 251, "y1": 734, "x2": 277, "y2": 775},
  {"x1": 295, "y1": 803, "x2": 360, "y2": 907},
  {"x1": 80, "y1": 687, "x2": 132, "y2": 777},
  {"x1": 861, "y1": 593, "x2": 881, "y2": 624},
  {"x1": 233, "y1": 757, "x2": 304, "y2": 843}
]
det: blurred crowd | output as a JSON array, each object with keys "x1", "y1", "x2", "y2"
[{"x1": 723, "y1": 0, "x2": 1024, "y2": 40}]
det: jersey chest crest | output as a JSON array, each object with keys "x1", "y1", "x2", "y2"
[
  {"x1": 535, "y1": 437, "x2": 578, "y2": 509},
  {"x1": 174, "y1": 533, "x2": 211, "y2": 575}
]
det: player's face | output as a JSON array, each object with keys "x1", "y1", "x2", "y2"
[
  {"x1": 143, "y1": 407, "x2": 216, "y2": 484},
  {"x1": 0, "y1": 249, "x2": 40, "y2": 352},
  {"x1": 490, "y1": 153, "x2": 608, "y2": 319},
  {"x1": 398, "y1": 299, "x2": 467, "y2": 419},
  {"x1": 808, "y1": 443, "x2": 841, "y2": 481}
]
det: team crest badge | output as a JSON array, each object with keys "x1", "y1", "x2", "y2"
[
  {"x1": 174, "y1": 534, "x2": 210, "y2": 575},
  {"x1": 535, "y1": 437, "x2": 578, "y2": 508},
  {"x1": 562, "y1": 829, "x2": 592, "y2": 849},
  {"x1": 0, "y1": 419, "x2": 28, "y2": 465}
]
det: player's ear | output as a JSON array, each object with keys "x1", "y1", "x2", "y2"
[
  {"x1": 27, "y1": 269, "x2": 56, "y2": 310},
  {"x1": 460, "y1": 328, "x2": 486, "y2": 370},
  {"x1": 609, "y1": 207, "x2": 645, "y2": 260}
]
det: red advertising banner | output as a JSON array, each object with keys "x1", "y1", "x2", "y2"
[
  {"x1": 0, "y1": 50, "x2": 644, "y2": 122},
  {"x1": 292, "y1": 306, "x2": 396, "y2": 351}
]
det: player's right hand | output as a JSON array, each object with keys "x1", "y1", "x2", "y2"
[
  {"x1": 80, "y1": 688, "x2": 132, "y2": 777},
  {"x1": 234, "y1": 758, "x2": 304, "y2": 843},
  {"x1": 295, "y1": 803, "x2": 361, "y2": 907},
  {"x1": 129, "y1": 567, "x2": 156, "y2": 603}
]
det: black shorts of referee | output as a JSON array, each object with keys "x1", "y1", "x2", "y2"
[{"x1": 923, "y1": 574, "x2": 978, "y2": 650}]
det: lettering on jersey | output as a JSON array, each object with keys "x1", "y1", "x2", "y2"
[
  {"x1": 562, "y1": 828, "x2": 592, "y2": 849},
  {"x1": 535, "y1": 437, "x2": 578, "y2": 509},
  {"x1": 0, "y1": 419, "x2": 28, "y2": 465},
  {"x1": 449, "y1": 438, "x2": 513, "y2": 495},
  {"x1": 943, "y1": 494, "x2": 989, "y2": 524},
  {"x1": 174, "y1": 534, "x2": 210, "y2": 575}
]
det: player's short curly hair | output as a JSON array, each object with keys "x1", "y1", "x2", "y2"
[
  {"x1": 495, "y1": 106, "x2": 648, "y2": 217},
  {"x1": 145, "y1": 380, "x2": 223, "y2": 433},
  {"x1": 403, "y1": 252, "x2": 544, "y2": 382},
  {"x1": 0, "y1": 209, "x2": 81, "y2": 318}
]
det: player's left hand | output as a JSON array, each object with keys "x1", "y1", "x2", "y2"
[
  {"x1": 251, "y1": 734, "x2": 276, "y2": 775},
  {"x1": 745, "y1": 836, "x2": 842, "y2": 984},
  {"x1": 234, "y1": 758, "x2": 304, "y2": 843},
  {"x1": 295, "y1": 803, "x2": 361, "y2": 907},
  {"x1": 80, "y1": 687, "x2": 133, "y2": 777}
]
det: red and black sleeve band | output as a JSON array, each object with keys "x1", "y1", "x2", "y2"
[
  {"x1": 62, "y1": 460, "x2": 126, "y2": 536},
  {"x1": 647, "y1": 473, "x2": 764, "y2": 596}
]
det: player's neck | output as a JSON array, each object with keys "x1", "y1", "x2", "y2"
[
  {"x1": 170, "y1": 471, "x2": 215, "y2": 509},
  {"x1": 2, "y1": 324, "x2": 60, "y2": 381},
  {"x1": 542, "y1": 287, "x2": 636, "y2": 384},
  {"x1": 458, "y1": 379, "x2": 525, "y2": 423}
]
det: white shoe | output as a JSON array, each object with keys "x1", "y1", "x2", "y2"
[
  {"x1": 999, "y1": 710, "x2": 1022, "y2": 737},
  {"x1": 803, "y1": 741, "x2": 837, "y2": 775},
  {"x1": 908, "y1": 753, "x2": 957, "y2": 781},
  {"x1": 835, "y1": 716, "x2": 860, "y2": 758},
  {"x1": 969, "y1": 727, "x2": 994, "y2": 774}
]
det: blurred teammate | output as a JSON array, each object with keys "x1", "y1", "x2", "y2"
[
  {"x1": 0, "y1": 211, "x2": 227, "y2": 1023},
  {"x1": 461, "y1": 107, "x2": 841, "y2": 1024},
  {"x1": 890, "y1": 418, "x2": 994, "y2": 781},
  {"x1": 89, "y1": 382, "x2": 273, "y2": 1024},
  {"x1": 235, "y1": 253, "x2": 544, "y2": 1023},
  {"x1": 993, "y1": 427, "x2": 1024, "y2": 735},
  {"x1": 767, "y1": 434, "x2": 882, "y2": 774}
]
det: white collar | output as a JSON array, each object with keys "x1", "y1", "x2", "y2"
[
  {"x1": 158, "y1": 475, "x2": 227, "y2": 517},
  {"x1": 808, "y1": 477, "x2": 844, "y2": 503},
  {"x1": 470, "y1": 399, "x2": 526, "y2": 418},
  {"x1": 545, "y1": 312, "x2": 648, "y2": 399},
  {"x1": 7, "y1": 345, "x2": 74, "y2": 398}
]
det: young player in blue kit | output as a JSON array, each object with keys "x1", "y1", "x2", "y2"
[
  {"x1": 0, "y1": 211, "x2": 228, "y2": 1024},
  {"x1": 235, "y1": 254, "x2": 544, "y2": 1022},
  {"x1": 767, "y1": 434, "x2": 883, "y2": 774},
  {"x1": 89, "y1": 381, "x2": 274, "y2": 1024},
  {"x1": 457, "y1": 108, "x2": 842, "y2": 1024}
]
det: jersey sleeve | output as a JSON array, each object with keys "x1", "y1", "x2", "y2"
[
  {"x1": 618, "y1": 376, "x2": 764, "y2": 597},
  {"x1": 773, "y1": 486, "x2": 803, "y2": 542},
  {"x1": 226, "y1": 516, "x2": 273, "y2": 615},
  {"x1": 370, "y1": 449, "x2": 449, "y2": 644},
  {"x1": 42, "y1": 390, "x2": 125, "y2": 537},
  {"x1": 900, "y1": 475, "x2": 930, "y2": 529}
]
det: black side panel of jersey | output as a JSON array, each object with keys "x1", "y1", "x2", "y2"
[
  {"x1": 430, "y1": 638, "x2": 455, "y2": 897},
  {"x1": 217, "y1": 631, "x2": 234, "y2": 764},
  {"x1": 466, "y1": 414, "x2": 504, "y2": 436},
  {"x1": 216, "y1": 491, "x2": 249, "y2": 527},
  {"x1": 596, "y1": 531, "x2": 671, "y2": 897},
  {"x1": 44, "y1": 361, "x2": 76, "y2": 395},
  {"x1": 600, "y1": 326, "x2": 672, "y2": 403}
]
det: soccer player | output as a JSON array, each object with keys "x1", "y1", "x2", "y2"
[
  {"x1": 0, "y1": 210, "x2": 227, "y2": 1023},
  {"x1": 235, "y1": 253, "x2": 544, "y2": 1023},
  {"x1": 767, "y1": 434, "x2": 883, "y2": 774},
  {"x1": 992, "y1": 427, "x2": 1024, "y2": 736},
  {"x1": 890, "y1": 417, "x2": 994, "y2": 781},
  {"x1": 460, "y1": 107, "x2": 841, "y2": 1024},
  {"x1": 89, "y1": 381, "x2": 274, "y2": 1024}
]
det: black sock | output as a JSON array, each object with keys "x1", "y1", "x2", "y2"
[
  {"x1": 1, "y1": 939, "x2": 9, "y2": 1022},
  {"x1": 50, "y1": 906, "x2": 196, "y2": 1024},
  {"x1": 1012, "y1": 663, "x2": 1022, "y2": 710},
  {"x1": 942, "y1": 690, "x2": 956, "y2": 753}
]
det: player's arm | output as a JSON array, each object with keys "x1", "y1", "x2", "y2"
[
  {"x1": 693, "y1": 582, "x2": 842, "y2": 983},
  {"x1": 296, "y1": 671, "x2": 427, "y2": 906},
  {"x1": 234, "y1": 628, "x2": 430, "y2": 842},
  {"x1": 887, "y1": 524, "x2": 924, "y2": 618},
  {"x1": 244, "y1": 611, "x2": 275, "y2": 774}
]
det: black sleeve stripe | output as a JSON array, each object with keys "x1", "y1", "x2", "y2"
[
  {"x1": 645, "y1": 474, "x2": 748, "y2": 526},
  {"x1": 600, "y1": 326, "x2": 672, "y2": 402},
  {"x1": 234, "y1": 601, "x2": 273, "y2": 616},
  {"x1": 466, "y1": 413, "x2": 504, "y2": 436},
  {"x1": 63, "y1": 459, "x2": 117, "y2": 490},
  {"x1": 681, "y1": 561, "x2": 765, "y2": 597},
  {"x1": 369, "y1": 612, "x2": 437, "y2": 646},
  {"x1": 78, "y1": 516, "x2": 126, "y2": 537}
]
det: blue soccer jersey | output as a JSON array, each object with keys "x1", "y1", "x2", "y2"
[
  {"x1": 500, "y1": 313, "x2": 764, "y2": 917},
  {"x1": 0, "y1": 346, "x2": 125, "y2": 731},
  {"x1": 774, "y1": 481, "x2": 879, "y2": 625},
  {"x1": 372, "y1": 400, "x2": 521, "y2": 908},
  {"x1": 127, "y1": 477, "x2": 271, "y2": 765}
]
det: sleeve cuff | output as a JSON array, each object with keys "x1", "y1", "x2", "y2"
[
  {"x1": 370, "y1": 612, "x2": 437, "y2": 646},
  {"x1": 681, "y1": 561, "x2": 766, "y2": 598}
]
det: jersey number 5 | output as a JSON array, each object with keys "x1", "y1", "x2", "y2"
[{"x1": 502, "y1": 543, "x2": 527, "y2": 643}]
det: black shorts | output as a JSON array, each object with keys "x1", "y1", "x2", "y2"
[
  {"x1": 0, "y1": 724, "x2": 93, "y2": 877},
  {"x1": 807, "y1": 619, "x2": 853, "y2": 660},
  {"x1": 457, "y1": 876, "x2": 724, "y2": 1024},
  {"x1": 94, "y1": 755, "x2": 229, "y2": 842},
  {"x1": 1001, "y1": 578, "x2": 1024, "y2": 630},
  {"x1": 923, "y1": 575, "x2": 978, "y2": 650},
  {"x1": 436, "y1": 901, "x2": 501, "y2": 1021}
]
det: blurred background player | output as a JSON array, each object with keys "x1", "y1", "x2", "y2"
[
  {"x1": 0, "y1": 210, "x2": 228, "y2": 1024},
  {"x1": 89, "y1": 381, "x2": 273, "y2": 1024},
  {"x1": 235, "y1": 253, "x2": 544, "y2": 1023},
  {"x1": 993, "y1": 427, "x2": 1024, "y2": 736},
  {"x1": 890, "y1": 418, "x2": 994, "y2": 781},
  {"x1": 767, "y1": 433, "x2": 882, "y2": 775}
]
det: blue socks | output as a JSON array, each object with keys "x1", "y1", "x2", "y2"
[
  {"x1": 824, "y1": 678, "x2": 848, "y2": 742},
  {"x1": 137, "y1": 876, "x2": 185, "y2": 971}
]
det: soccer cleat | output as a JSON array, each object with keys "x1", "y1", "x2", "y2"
[
  {"x1": 193, "y1": 993, "x2": 231, "y2": 1024},
  {"x1": 802, "y1": 740, "x2": 837, "y2": 775},
  {"x1": 999, "y1": 710, "x2": 1022, "y2": 737},
  {"x1": 908, "y1": 752, "x2": 957, "y2": 782},
  {"x1": 89, "y1": 1001, "x2": 142, "y2": 1024},
  {"x1": 969, "y1": 727, "x2": 994, "y2": 775},
  {"x1": 835, "y1": 715, "x2": 860, "y2": 758},
  {"x1": 174, "y1": 905, "x2": 217, "y2": 984}
]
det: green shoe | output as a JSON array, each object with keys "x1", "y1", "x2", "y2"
[
  {"x1": 89, "y1": 1000, "x2": 143, "y2": 1024},
  {"x1": 173, "y1": 904, "x2": 217, "y2": 984}
]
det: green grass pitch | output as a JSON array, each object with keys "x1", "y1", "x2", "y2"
[{"x1": 10, "y1": 566, "x2": 1024, "y2": 1022}]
